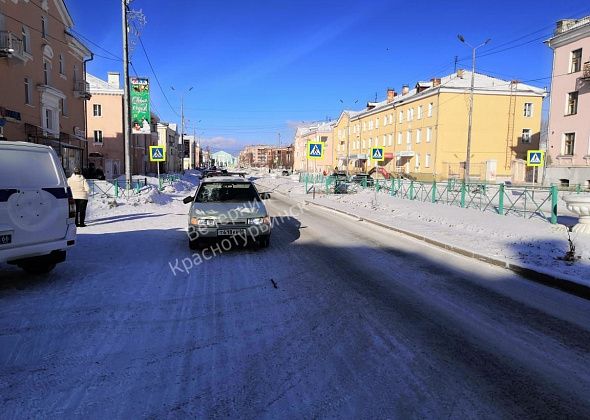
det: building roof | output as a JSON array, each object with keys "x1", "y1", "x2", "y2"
[
  {"x1": 337, "y1": 70, "x2": 546, "y2": 122},
  {"x1": 86, "y1": 73, "x2": 123, "y2": 94}
]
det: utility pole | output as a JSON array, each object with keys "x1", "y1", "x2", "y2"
[
  {"x1": 454, "y1": 55, "x2": 458, "y2": 72},
  {"x1": 457, "y1": 35, "x2": 490, "y2": 181},
  {"x1": 122, "y1": 0, "x2": 132, "y2": 189}
]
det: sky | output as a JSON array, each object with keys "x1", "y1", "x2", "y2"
[{"x1": 66, "y1": 0, "x2": 590, "y2": 154}]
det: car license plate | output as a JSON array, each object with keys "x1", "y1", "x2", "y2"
[
  {"x1": 217, "y1": 229, "x2": 245, "y2": 236},
  {"x1": 0, "y1": 233, "x2": 12, "y2": 245}
]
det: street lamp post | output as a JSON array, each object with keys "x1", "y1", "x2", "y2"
[
  {"x1": 171, "y1": 86, "x2": 193, "y2": 170},
  {"x1": 339, "y1": 99, "x2": 358, "y2": 177},
  {"x1": 457, "y1": 35, "x2": 490, "y2": 181}
]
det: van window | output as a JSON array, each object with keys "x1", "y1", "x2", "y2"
[{"x1": 0, "y1": 149, "x2": 62, "y2": 188}]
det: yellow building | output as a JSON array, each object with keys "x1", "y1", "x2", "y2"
[
  {"x1": 293, "y1": 121, "x2": 335, "y2": 173},
  {"x1": 333, "y1": 71, "x2": 546, "y2": 182}
]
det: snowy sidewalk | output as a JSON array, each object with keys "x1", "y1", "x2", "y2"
[{"x1": 254, "y1": 175, "x2": 590, "y2": 289}]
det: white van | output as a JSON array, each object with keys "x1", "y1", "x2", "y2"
[{"x1": 0, "y1": 142, "x2": 77, "y2": 274}]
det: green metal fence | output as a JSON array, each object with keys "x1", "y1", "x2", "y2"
[
  {"x1": 295, "y1": 172, "x2": 589, "y2": 224},
  {"x1": 89, "y1": 174, "x2": 181, "y2": 199}
]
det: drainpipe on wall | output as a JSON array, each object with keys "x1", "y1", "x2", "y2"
[{"x1": 83, "y1": 52, "x2": 94, "y2": 171}]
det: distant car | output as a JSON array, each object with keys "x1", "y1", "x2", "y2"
[
  {"x1": 281, "y1": 170, "x2": 290, "y2": 176},
  {"x1": 183, "y1": 177, "x2": 271, "y2": 249},
  {"x1": 0, "y1": 142, "x2": 77, "y2": 274},
  {"x1": 351, "y1": 173, "x2": 374, "y2": 186}
]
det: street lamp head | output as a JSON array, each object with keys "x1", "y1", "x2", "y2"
[{"x1": 457, "y1": 34, "x2": 465, "y2": 43}]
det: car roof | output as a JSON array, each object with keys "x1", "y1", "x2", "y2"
[
  {"x1": 202, "y1": 176, "x2": 252, "y2": 184},
  {"x1": 0, "y1": 141, "x2": 55, "y2": 152}
]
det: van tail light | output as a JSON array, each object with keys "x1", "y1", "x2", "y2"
[{"x1": 67, "y1": 188, "x2": 76, "y2": 218}]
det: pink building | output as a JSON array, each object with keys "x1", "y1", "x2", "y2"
[
  {"x1": 545, "y1": 16, "x2": 590, "y2": 187},
  {"x1": 86, "y1": 72, "x2": 158, "y2": 179}
]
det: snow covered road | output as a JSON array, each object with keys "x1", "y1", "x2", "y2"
[{"x1": 1, "y1": 193, "x2": 590, "y2": 418}]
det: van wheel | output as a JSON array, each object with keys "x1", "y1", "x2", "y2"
[{"x1": 19, "y1": 262, "x2": 56, "y2": 275}]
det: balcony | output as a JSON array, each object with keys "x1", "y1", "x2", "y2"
[
  {"x1": 0, "y1": 31, "x2": 25, "y2": 61},
  {"x1": 583, "y1": 62, "x2": 590, "y2": 80},
  {"x1": 73, "y1": 80, "x2": 92, "y2": 100}
]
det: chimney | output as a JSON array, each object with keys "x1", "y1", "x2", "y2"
[
  {"x1": 431, "y1": 78, "x2": 441, "y2": 87},
  {"x1": 386, "y1": 88, "x2": 396, "y2": 103},
  {"x1": 457, "y1": 69, "x2": 465, "y2": 79},
  {"x1": 107, "y1": 72, "x2": 120, "y2": 89},
  {"x1": 401, "y1": 84, "x2": 410, "y2": 95}
]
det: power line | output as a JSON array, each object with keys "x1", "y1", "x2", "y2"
[{"x1": 131, "y1": 23, "x2": 180, "y2": 118}]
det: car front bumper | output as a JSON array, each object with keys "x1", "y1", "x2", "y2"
[{"x1": 188, "y1": 223, "x2": 271, "y2": 241}]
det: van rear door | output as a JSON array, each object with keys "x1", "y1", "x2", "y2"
[{"x1": 0, "y1": 145, "x2": 69, "y2": 250}]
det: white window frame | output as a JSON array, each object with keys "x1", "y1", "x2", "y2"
[
  {"x1": 43, "y1": 60, "x2": 51, "y2": 85},
  {"x1": 426, "y1": 127, "x2": 432, "y2": 143},
  {"x1": 399, "y1": 110, "x2": 403, "y2": 122},
  {"x1": 94, "y1": 130, "x2": 104, "y2": 144},
  {"x1": 93, "y1": 104, "x2": 102, "y2": 117},
  {"x1": 563, "y1": 132, "x2": 575, "y2": 156},
  {"x1": 521, "y1": 128, "x2": 531, "y2": 144},
  {"x1": 22, "y1": 26, "x2": 31, "y2": 54},
  {"x1": 416, "y1": 128, "x2": 421, "y2": 144},
  {"x1": 415, "y1": 153, "x2": 420, "y2": 169},
  {"x1": 60, "y1": 97, "x2": 67, "y2": 116},
  {"x1": 570, "y1": 48, "x2": 582, "y2": 73},
  {"x1": 425, "y1": 153, "x2": 431, "y2": 168},
  {"x1": 406, "y1": 130, "x2": 411, "y2": 144},
  {"x1": 24, "y1": 77, "x2": 31, "y2": 105},
  {"x1": 566, "y1": 91, "x2": 578, "y2": 115},
  {"x1": 417, "y1": 105, "x2": 423, "y2": 119},
  {"x1": 428, "y1": 102, "x2": 433, "y2": 117},
  {"x1": 41, "y1": 16, "x2": 48, "y2": 39},
  {"x1": 523, "y1": 102, "x2": 533, "y2": 117},
  {"x1": 397, "y1": 132, "x2": 402, "y2": 145}
]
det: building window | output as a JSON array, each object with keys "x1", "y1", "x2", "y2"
[
  {"x1": 417, "y1": 105, "x2": 423, "y2": 119},
  {"x1": 388, "y1": 134, "x2": 393, "y2": 146},
  {"x1": 426, "y1": 127, "x2": 432, "y2": 143},
  {"x1": 408, "y1": 108, "x2": 414, "y2": 121},
  {"x1": 59, "y1": 54, "x2": 64, "y2": 75},
  {"x1": 406, "y1": 130, "x2": 411, "y2": 144},
  {"x1": 362, "y1": 122, "x2": 366, "y2": 131},
  {"x1": 397, "y1": 132, "x2": 402, "y2": 145},
  {"x1": 388, "y1": 114, "x2": 393, "y2": 124},
  {"x1": 22, "y1": 26, "x2": 30, "y2": 53},
  {"x1": 24, "y1": 77, "x2": 31, "y2": 105},
  {"x1": 41, "y1": 16, "x2": 48, "y2": 39},
  {"x1": 45, "y1": 108, "x2": 53, "y2": 131},
  {"x1": 523, "y1": 103, "x2": 533, "y2": 117},
  {"x1": 521, "y1": 129, "x2": 531, "y2": 144},
  {"x1": 93, "y1": 104, "x2": 102, "y2": 117},
  {"x1": 570, "y1": 48, "x2": 582, "y2": 73},
  {"x1": 43, "y1": 61, "x2": 51, "y2": 85},
  {"x1": 61, "y1": 98, "x2": 68, "y2": 116},
  {"x1": 94, "y1": 130, "x2": 103, "y2": 144},
  {"x1": 563, "y1": 133, "x2": 575, "y2": 156},
  {"x1": 375, "y1": 118, "x2": 379, "y2": 129},
  {"x1": 566, "y1": 92, "x2": 578, "y2": 115},
  {"x1": 425, "y1": 153, "x2": 431, "y2": 168},
  {"x1": 428, "y1": 102, "x2": 433, "y2": 117},
  {"x1": 415, "y1": 153, "x2": 420, "y2": 169},
  {"x1": 416, "y1": 128, "x2": 421, "y2": 143},
  {"x1": 399, "y1": 110, "x2": 403, "y2": 122}
]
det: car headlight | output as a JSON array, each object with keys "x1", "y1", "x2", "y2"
[
  {"x1": 248, "y1": 216, "x2": 271, "y2": 225},
  {"x1": 190, "y1": 217, "x2": 216, "y2": 226}
]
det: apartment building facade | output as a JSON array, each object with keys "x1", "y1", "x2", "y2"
[
  {"x1": 293, "y1": 121, "x2": 335, "y2": 173},
  {"x1": 156, "y1": 122, "x2": 180, "y2": 173},
  {"x1": 86, "y1": 72, "x2": 158, "y2": 178},
  {"x1": 545, "y1": 16, "x2": 590, "y2": 187},
  {"x1": 333, "y1": 71, "x2": 546, "y2": 182},
  {"x1": 0, "y1": 0, "x2": 92, "y2": 175}
]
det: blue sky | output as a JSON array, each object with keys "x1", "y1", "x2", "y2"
[{"x1": 68, "y1": 0, "x2": 590, "y2": 154}]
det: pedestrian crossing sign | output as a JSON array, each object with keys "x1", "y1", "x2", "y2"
[
  {"x1": 371, "y1": 147, "x2": 385, "y2": 162},
  {"x1": 527, "y1": 150, "x2": 544, "y2": 167},
  {"x1": 149, "y1": 146, "x2": 166, "y2": 162},
  {"x1": 307, "y1": 142, "x2": 324, "y2": 160}
]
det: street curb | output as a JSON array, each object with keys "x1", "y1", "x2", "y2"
[{"x1": 300, "y1": 199, "x2": 590, "y2": 299}]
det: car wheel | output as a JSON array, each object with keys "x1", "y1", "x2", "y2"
[
  {"x1": 258, "y1": 236, "x2": 270, "y2": 249},
  {"x1": 19, "y1": 262, "x2": 56, "y2": 275}
]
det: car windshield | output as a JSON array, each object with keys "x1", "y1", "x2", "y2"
[{"x1": 196, "y1": 182, "x2": 259, "y2": 203}]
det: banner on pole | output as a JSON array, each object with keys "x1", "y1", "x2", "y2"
[{"x1": 130, "y1": 77, "x2": 151, "y2": 134}]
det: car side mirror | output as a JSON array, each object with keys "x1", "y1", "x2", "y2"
[
  {"x1": 183, "y1": 195, "x2": 194, "y2": 204},
  {"x1": 260, "y1": 192, "x2": 271, "y2": 200}
]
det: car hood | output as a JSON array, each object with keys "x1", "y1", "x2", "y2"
[{"x1": 191, "y1": 201, "x2": 267, "y2": 218}]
